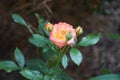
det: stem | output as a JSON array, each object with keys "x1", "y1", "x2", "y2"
[
  {"x1": 28, "y1": 25, "x2": 34, "y2": 34},
  {"x1": 55, "y1": 46, "x2": 70, "y2": 67},
  {"x1": 64, "y1": 46, "x2": 70, "y2": 53},
  {"x1": 55, "y1": 51, "x2": 62, "y2": 67}
]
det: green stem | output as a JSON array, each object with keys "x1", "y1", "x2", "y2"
[
  {"x1": 55, "y1": 51, "x2": 63, "y2": 67},
  {"x1": 64, "y1": 46, "x2": 70, "y2": 53},
  {"x1": 55, "y1": 46, "x2": 70, "y2": 67},
  {"x1": 28, "y1": 25, "x2": 33, "y2": 34}
]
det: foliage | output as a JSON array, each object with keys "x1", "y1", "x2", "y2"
[
  {"x1": 90, "y1": 33, "x2": 120, "y2": 80},
  {"x1": 0, "y1": 13, "x2": 101, "y2": 80},
  {"x1": 90, "y1": 68, "x2": 120, "y2": 80},
  {"x1": 89, "y1": 74, "x2": 120, "y2": 80},
  {"x1": 106, "y1": 33, "x2": 120, "y2": 42}
]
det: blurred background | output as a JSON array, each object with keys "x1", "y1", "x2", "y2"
[{"x1": 0, "y1": 0, "x2": 120, "y2": 80}]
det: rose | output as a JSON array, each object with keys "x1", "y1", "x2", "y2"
[
  {"x1": 76, "y1": 26, "x2": 83, "y2": 36},
  {"x1": 46, "y1": 22, "x2": 53, "y2": 31},
  {"x1": 49, "y1": 22, "x2": 76, "y2": 48}
]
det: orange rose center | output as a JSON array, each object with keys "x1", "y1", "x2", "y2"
[{"x1": 55, "y1": 30, "x2": 67, "y2": 40}]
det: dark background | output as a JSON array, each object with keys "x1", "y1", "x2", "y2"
[{"x1": 0, "y1": 0, "x2": 120, "y2": 80}]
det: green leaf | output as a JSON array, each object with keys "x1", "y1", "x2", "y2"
[
  {"x1": 35, "y1": 13, "x2": 44, "y2": 24},
  {"x1": 46, "y1": 54, "x2": 58, "y2": 67},
  {"x1": 56, "y1": 72, "x2": 73, "y2": 80},
  {"x1": 49, "y1": 67, "x2": 62, "y2": 75},
  {"x1": 38, "y1": 20, "x2": 49, "y2": 36},
  {"x1": 89, "y1": 74, "x2": 120, "y2": 80},
  {"x1": 44, "y1": 75, "x2": 55, "y2": 80},
  {"x1": 12, "y1": 13, "x2": 33, "y2": 34},
  {"x1": 41, "y1": 45, "x2": 58, "y2": 66},
  {"x1": 78, "y1": 33, "x2": 101, "y2": 46},
  {"x1": 102, "y1": 68, "x2": 111, "y2": 74},
  {"x1": 14, "y1": 47, "x2": 25, "y2": 68},
  {"x1": 70, "y1": 48, "x2": 82, "y2": 66},
  {"x1": 62, "y1": 54, "x2": 68, "y2": 69},
  {"x1": 26, "y1": 59, "x2": 49, "y2": 73},
  {"x1": 20, "y1": 69, "x2": 33, "y2": 79},
  {"x1": 20, "y1": 69, "x2": 43, "y2": 80},
  {"x1": 42, "y1": 48, "x2": 57, "y2": 62},
  {"x1": 106, "y1": 33, "x2": 120, "y2": 42},
  {"x1": 29, "y1": 34, "x2": 51, "y2": 47},
  {"x1": 0, "y1": 61, "x2": 19, "y2": 72},
  {"x1": 35, "y1": 13, "x2": 49, "y2": 36},
  {"x1": 12, "y1": 13, "x2": 28, "y2": 26},
  {"x1": 44, "y1": 75, "x2": 51, "y2": 80},
  {"x1": 66, "y1": 32, "x2": 72, "y2": 41}
]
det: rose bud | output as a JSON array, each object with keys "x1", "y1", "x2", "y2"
[
  {"x1": 76, "y1": 26, "x2": 83, "y2": 36},
  {"x1": 46, "y1": 22, "x2": 53, "y2": 31}
]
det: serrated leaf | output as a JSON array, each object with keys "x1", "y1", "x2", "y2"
[
  {"x1": 78, "y1": 33, "x2": 101, "y2": 46},
  {"x1": 29, "y1": 34, "x2": 51, "y2": 47},
  {"x1": 62, "y1": 54, "x2": 68, "y2": 69},
  {"x1": 70, "y1": 48, "x2": 82, "y2": 66},
  {"x1": 12, "y1": 14, "x2": 28, "y2": 26},
  {"x1": 20, "y1": 69, "x2": 43, "y2": 80},
  {"x1": 0, "y1": 61, "x2": 19, "y2": 72},
  {"x1": 89, "y1": 74, "x2": 120, "y2": 80},
  {"x1": 14, "y1": 47, "x2": 25, "y2": 68}
]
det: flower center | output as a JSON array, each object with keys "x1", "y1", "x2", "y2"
[{"x1": 55, "y1": 30, "x2": 67, "y2": 40}]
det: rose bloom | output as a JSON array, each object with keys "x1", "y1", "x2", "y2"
[{"x1": 50, "y1": 22, "x2": 76, "y2": 48}]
